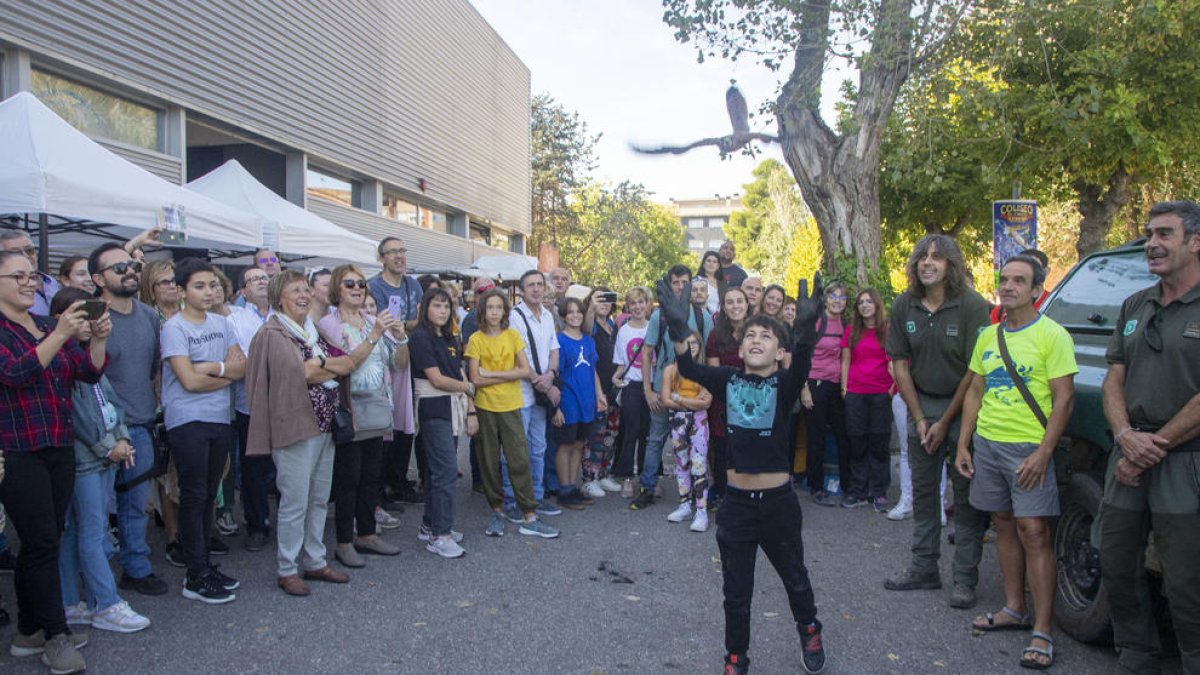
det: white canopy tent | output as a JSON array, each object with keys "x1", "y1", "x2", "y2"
[
  {"x1": 414, "y1": 254, "x2": 539, "y2": 283},
  {"x1": 187, "y1": 160, "x2": 379, "y2": 269},
  {"x1": 0, "y1": 92, "x2": 262, "y2": 259}
]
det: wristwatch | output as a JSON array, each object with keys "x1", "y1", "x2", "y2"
[
  {"x1": 318, "y1": 355, "x2": 328, "y2": 369},
  {"x1": 672, "y1": 392, "x2": 681, "y2": 403}
]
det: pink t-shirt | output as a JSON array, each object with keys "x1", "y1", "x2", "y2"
[
  {"x1": 808, "y1": 316, "x2": 845, "y2": 382},
  {"x1": 841, "y1": 327, "x2": 893, "y2": 394}
]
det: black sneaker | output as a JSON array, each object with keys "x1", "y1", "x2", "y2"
[
  {"x1": 629, "y1": 488, "x2": 655, "y2": 511},
  {"x1": 118, "y1": 573, "x2": 168, "y2": 596},
  {"x1": 165, "y1": 541, "x2": 185, "y2": 568},
  {"x1": 182, "y1": 569, "x2": 235, "y2": 604},
  {"x1": 724, "y1": 653, "x2": 749, "y2": 674},
  {"x1": 244, "y1": 530, "x2": 268, "y2": 553},
  {"x1": 394, "y1": 483, "x2": 423, "y2": 504},
  {"x1": 799, "y1": 621, "x2": 826, "y2": 674},
  {"x1": 378, "y1": 496, "x2": 407, "y2": 513},
  {"x1": 208, "y1": 536, "x2": 230, "y2": 556},
  {"x1": 207, "y1": 564, "x2": 240, "y2": 591}
]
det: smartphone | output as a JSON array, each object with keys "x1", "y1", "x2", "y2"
[
  {"x1": 387, "y1": 295, "x2": 404, "y2": 319},
  {"x1": 80, "y1": 299, "x2": 107, "y2": 321},
  {"x1": 159, "y1": 229, "x2": 188, "y2": 246},
  {"x1": 600, "y1": 292, "x2": 618, "y2": 303}
]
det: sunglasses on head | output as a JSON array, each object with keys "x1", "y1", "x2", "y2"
[
  {"x1": 341, "y1": 279, "x2": 368, "y2": 289},
  {"x1": 102, "y1": 260, "x2": 144, "y2": 275}
]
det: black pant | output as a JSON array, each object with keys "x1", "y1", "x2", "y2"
[
  {"x1": 612, "y1": 385, "x2": 648, "y2": 477},
  {"x1": 235, "y1": 412, "x2": 274, "y2": 535},
  {"x1": 332, "y1": 436, "x2": 384, "y2": 543},
  {"x1": 716, "y1": 483, "x2": 818, "y2": 656},
  {"x1": 0, "y1": 447, "x2": 74, "y2": 638},
  {"x1": 802, "y1": 379, "x2": 849, "y2": 492},
  {"x1": 170, "y1": 421, "x2": 232, "y2": 577},
  {"x1": 843, "y1": 392, "x2": 891, "y2": 499},
  {"x1": 383, "y1": 431, "x2": 418, "y2": 493},
  {"x1": 709, "y1": 434, "x2": 729, "y2": 499},
  {"x1": 469, "y1": 435, "x2": 482, "y2": 486}
]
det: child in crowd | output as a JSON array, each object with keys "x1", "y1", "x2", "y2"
[
  {"x1": 610, "y1": 286, "x2": 651, "y2": 497},
  {"x1": 661, "y1": 331, "x2": 713, "y2": 531},
  {"x1": 839, "y1": 288, "x2": 894, "y2": 512},
  {"x1": 465, "y1": 290, "x2": 558, "y2": 539},
  {"x1": 553, "y1": 298, "x2": 606, "y2": 510},
  {"x1": 658, "y1": 275, "x2": 828, "y2": 675}
]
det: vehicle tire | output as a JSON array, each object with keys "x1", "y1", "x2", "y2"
[{"x1": 1053, "y1": 472, "x2": 1113, "y2": 644}]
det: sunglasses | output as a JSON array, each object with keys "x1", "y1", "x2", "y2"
[
  {"x1": 101, "y1": 260, "x2": 144, "y2": 275},
  {"x1": 341, "y1": 279, "x2": 368, "y2": 290},
  {"x1": 257, "y1": 256, "x2": 279, "y2": 264}
]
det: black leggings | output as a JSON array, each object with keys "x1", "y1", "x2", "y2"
[
  {"x1": 843, "y1": 392, "x2": 892, "y2": 499},
  {"x1": 716, "y1": 483, "x2": 818, "y2": 656},
  {"x1": 802, "y1": 379, "x2": 849, "y2": 492},
  {"x1": 612, "y1": 386, "x2": 649, "y2": 478},
  {"x1": 332, "y1": 436, "x2": 384, "y2": 543}
]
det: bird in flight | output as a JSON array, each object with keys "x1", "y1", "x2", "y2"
[{"x1": 631, "y1": 86, "x2": 780, "y2": 155}]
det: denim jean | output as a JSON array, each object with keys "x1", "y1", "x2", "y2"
[
  {"x1": 543, "y1": 412, "x2": 560, "y2": 493},
  {"x1": 170, "y1": 421, "x2": 233, "y2": 577},
  {"x1": 0, "y1": 447, "x2": 75, "y2": 638},
  {"x1": 114, "y1": 424, "x2": 154, "y2": 579},
  {"x1": 640, "y1": 408, "x2": 671, "y2": 490},
  {"x1": 501, "y1": 405, "x2": 546, "y2": 509},
  {"x1": 60, "y1": 467, "x2": 121, "y2": 610},
  {"x1": 420, "y1": 418, "x2": 458, "y2": 536}
]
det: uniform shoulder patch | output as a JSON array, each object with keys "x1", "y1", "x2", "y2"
[{"x1": 1123, "y1": 319, "x2": 1138, "y2": 336}]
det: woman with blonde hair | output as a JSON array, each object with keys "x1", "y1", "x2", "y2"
[{"x1": 138, "y1": 260, "x2": 180, "y2": 322}]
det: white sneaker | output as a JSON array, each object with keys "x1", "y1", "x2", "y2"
[
  {"x1": 667, "y1": 502, "x2": 693, "y2": 523},
  {"x1": 91, "y1": 601, "x2": 150, "y2": 633},
  {"x1": 374, "y1": 507, "x2": 401, "y2": 530},
  {"x1": 64, "y1": 602, "x2": 93, "y2": 626},
  {"x1": 620, "y1": 478, "x2": 634, "y2": 499},
  {"x1": 582, "y1": 481, "x2": 606, "y2": 499},
  {"x1": 425, "y1": 535, "x2": 466, "y2": 559},
  {"x1": 417, "y1": 523, "x2": 464, "y2": 542},
  {"x1": 689, "y1": 509, "x2": 709, "y2": 532},
  {"x1": 598, "y1": 477, "x2": 623, "y2": 492},
  {"x1": 887, "y1": 499, "x2": 913, "y2": 521}
]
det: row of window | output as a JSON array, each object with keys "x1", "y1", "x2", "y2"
[
  {"x1": 26, "y1": 68, "x2": 515, "y2": 250},
  {"x1": 684, "y1": 216, "x2": 729, "y2": 229},
  {"x1": 688, "y1": 239, "x2": 727, "y2": 250}
]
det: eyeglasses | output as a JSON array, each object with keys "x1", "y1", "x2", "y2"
[
  {"x1": 1143, "y1": 308, "x2": 1163, "y2": 352},
  {"x1": 257, "y1": 256, "x2": 279, "y2": 264},
  {"x1": 826, "y1": 294, "x2": 847, "y2": 301},
  {"x1": 381, "y1": 248, "x2": 407, "y2": 257},
  {"x1": 341, "y1": 279, "x2": 368, "y2": 289},
  {"x1": 244, "y1": 275, "x2": 269, "y2": 285},
  {"x1": 0, "y1": 271, "x2": 38, "y2": 285},
  {"x1": 154, "y1": 278, "x2": 177, "y2": 288},
  {"x1": 5, "y1": 246, "x2": 37, "y2": 257},
  {"x1": 100, "y1": 260, "x2": 144, "y2": 275}
]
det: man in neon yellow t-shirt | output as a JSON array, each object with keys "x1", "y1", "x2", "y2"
[{"x1": 954, "y1": 255, "x2": 1077, "y2": 670}]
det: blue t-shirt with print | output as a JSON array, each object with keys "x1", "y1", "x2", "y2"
[{"x1": 557, "y1": 332, "x2": 598, "y2": 425}]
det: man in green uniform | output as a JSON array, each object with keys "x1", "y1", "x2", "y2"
[
  {"x1": 1101, "y1": 200, "x2": 1200, "y2": 675},
  {"x1": 883, "y1": 234, "x2": 991, "y2": 610}
]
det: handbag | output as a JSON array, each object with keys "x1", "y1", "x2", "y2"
[
  {"x1": 114, "y1": 416, "x2": 170, "y2": 494},
  {"x1": 331, "y1": 376, "x2": 356, "y2": 444},
  {"x1": 996, "y1": 324, "x2": 1048, "y2": 428}
]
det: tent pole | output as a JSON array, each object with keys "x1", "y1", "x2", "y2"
[{"x1": 38, "y1": 212, "x2": 49, "y2": 272}]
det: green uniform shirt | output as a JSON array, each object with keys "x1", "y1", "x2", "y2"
[
  {"x1": 887, "y1": 289, "x2": 991, "y2": 397},
  {"x1": 969, "y1": 315, "x2": 1078, "y2": 444},
  {"x1": 1105, "y1": 279, "x2": 1200, "y2": 429}
]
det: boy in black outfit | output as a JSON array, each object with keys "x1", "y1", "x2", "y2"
[{"x1": 658, "y1": 275, "x2": 827, "y2": 674}]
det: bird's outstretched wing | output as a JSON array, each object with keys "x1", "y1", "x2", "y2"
[
  {"x1": 726, "y1": 86, "x2": 749, "y2": 135},
  {"x1": 630, "y1": 137, "x2": 725, "y2": 155}
]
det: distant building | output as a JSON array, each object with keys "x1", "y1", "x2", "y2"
[
  {"x1": 669, "y1": 196, "x2": 742, "y2": 255},
  {"x1": 0, "y1": 0, "x2": 530, "y2": 270}
]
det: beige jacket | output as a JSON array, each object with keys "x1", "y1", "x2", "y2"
[{"x1": 244, "y1": 316, "x2": 322, "y2": 455}]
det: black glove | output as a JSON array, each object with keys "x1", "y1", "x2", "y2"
[
  {"x1": 656, "y1": 275, "x2": 691, "y2": 344},
  {"x1": 792, "y1": 271, "x2": 823, "y2": 348}
]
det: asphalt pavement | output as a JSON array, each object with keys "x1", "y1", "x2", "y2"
[{"x1": 0, "y1": 459, "x2": 1184, "y2": 675}]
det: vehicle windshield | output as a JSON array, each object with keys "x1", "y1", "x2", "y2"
[{"x1": 1042, "y1": 249, "x2": 1158, "y2": 330}]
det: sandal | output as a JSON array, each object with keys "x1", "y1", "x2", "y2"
[
  {"x1": 1020, "y1": 631, "x2": 1055, "y2": 670},
  {"x1": 971, "y1": 606, "x2": 1032, "y2": 631}
]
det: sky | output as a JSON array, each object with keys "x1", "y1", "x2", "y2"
[{"x1": 469, "y1": 0, "x2": 849, "y2": 203}]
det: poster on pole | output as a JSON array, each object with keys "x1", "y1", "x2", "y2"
[{"x1": 993, "y1": 200, "x2": 1037, "y2": 268}]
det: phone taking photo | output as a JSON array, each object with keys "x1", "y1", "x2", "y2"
[{"x1": 80, "y1": 299, "x2": 107, "y2": 321}]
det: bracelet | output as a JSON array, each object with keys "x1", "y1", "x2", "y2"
[
  {"x1": 318, "y1": 355, "x2": 327, "y2": 369},
  {"x1": 1115, "y1": 427, "x2": 1134, "y2": 442},
  {"x1": 365, "y1": 336, "x2": 379, "y2": 346},
  {"x1": 395, "y1": 337, "x2": 409, "y2": 345},
  {"x1": 467, "y1": 412, "x2": 477, "y2": 417},
  {"x1": 218, "y1": 361, "x2": 226, "y2": 378}
]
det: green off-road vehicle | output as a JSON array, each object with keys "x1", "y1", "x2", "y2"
[{"x1": 1039, "y1": 240, "x2": 1169, "y2": 643}]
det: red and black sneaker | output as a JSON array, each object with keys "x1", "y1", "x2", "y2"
[
  {"x1": 723, "y1": 653, "x2": 749, "y2": 675},
  {"x1": 799, "y1": 620, "x2": 826, "y2": 674}
]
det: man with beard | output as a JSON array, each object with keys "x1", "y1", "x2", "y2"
[
  {"x1": 86, "y1": 243, "x2": 169, "y2": 596},
  {"x1": 718, "y1": 241, "x2": 748, "y2": 289}
]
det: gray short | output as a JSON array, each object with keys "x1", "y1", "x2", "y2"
[{"x1": 968, "y1": 434, "x2": 1060, "y2": 518}]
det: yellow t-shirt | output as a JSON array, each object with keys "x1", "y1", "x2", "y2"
[
  {"x1": 968, "y1": 315, "x2": 1078, "y2": 444},
  {"x1": 464, "y1": 328, "x2": 526, "y2": 413}
]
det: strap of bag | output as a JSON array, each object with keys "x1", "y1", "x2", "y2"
[
  {"x1": 615, "y1": 340, "x2": 643, "y2": 384},
  {"x1": 996, "y1": 324, "x2": 1048, "y2": 428},
  {"x1": 515, "y1": 306, "x2": 543, "y2": 375}
]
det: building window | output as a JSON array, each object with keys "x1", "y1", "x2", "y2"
[
  {"x1": 688, "y1": 240, "x2": 705, "y2": 250},
  {"x1": 31, "y1": 70, "x2": 162, "y2": 151},
  {"x1": 709, "y1": 240, "x2": 726, "y2": 249},
  {"x1": 418, "y1": 206, "x2": 447, "y2": 233},
  {"x1": 382, "y1": 193, "x2": 418, "y2": 226},
  {"x1": 685, "y1": 217, "x2": 706, "y2": 229},
  {"x1": 306, "y1": 167, "x2": 361, "y2": 208},
  {"x1": 491, "y1": 230, "x2": 511, "y2": 251},
  {"x1": 470, "y1": 223, "x2": 491, "y2": 246}
]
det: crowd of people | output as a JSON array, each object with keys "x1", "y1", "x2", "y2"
[{"x1": 0, "y1": 198, "x2": 1198, "y2": 674}]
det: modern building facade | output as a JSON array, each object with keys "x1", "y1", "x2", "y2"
[
  {"x1": 671, "y1": 196, "x2": 741, "y2": 255},
  {"x1": 0, "y1": 0, "x2": 531, "y2": 270}
]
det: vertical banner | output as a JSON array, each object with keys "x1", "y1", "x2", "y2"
[
  {"x1": 993, "y1": 200, "x2": 1038, "y2": 269},
  {"x1": 538, "y1": 243, "x2": 559, "y2": 273}
]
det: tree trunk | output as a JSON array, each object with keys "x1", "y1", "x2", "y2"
[{"x1": 1074, "y1": 165, "x2": 1131, "y2": 260}]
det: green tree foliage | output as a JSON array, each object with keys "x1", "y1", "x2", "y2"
[
  {"x1": 530, "y1": 93, "x2": 600, "y2": 252},
  {"x1": 725, "y1": 160, "x2": 823, "y2": 288},
  {"x1": 561, "y1": 181, "x2": 690, "y2": 290}
]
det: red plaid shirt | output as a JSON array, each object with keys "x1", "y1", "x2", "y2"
[{"x1": 0, "y1": 314, "x2": 105, "y2": 452}]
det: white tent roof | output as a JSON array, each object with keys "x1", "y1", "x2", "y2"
[
  {"x1": 0, "y1": 91, "x2": 261, "y2": 254},
  {"x1": 451, "y1": 254, "x2": 539, "y2": 282},
  {"x1": 187, "y1": 160, "x2": 379, "y2": 268}
]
